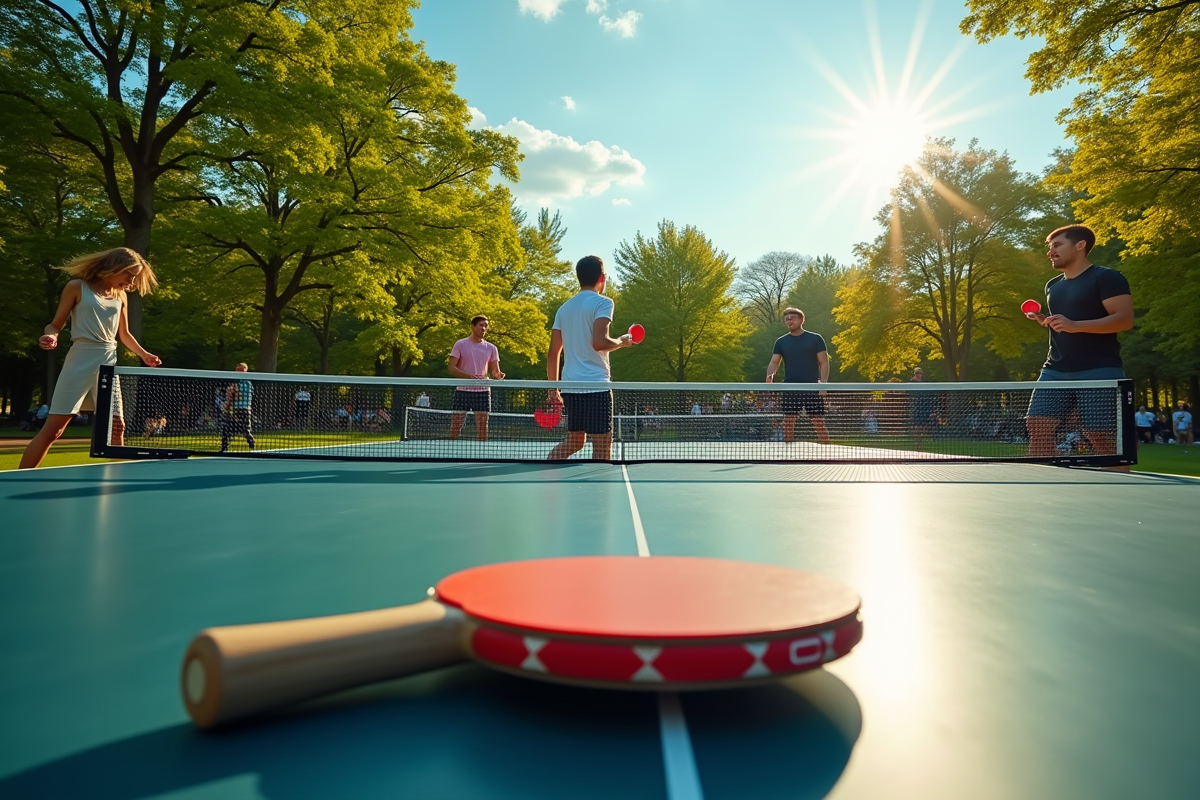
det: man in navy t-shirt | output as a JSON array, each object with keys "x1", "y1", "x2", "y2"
[
  {"x1": 1024, "y1": 224, "x2": 1133, "y2": 461},
  {"x1": 766, "y1": 307, "x2": 830, "y2": 445}
]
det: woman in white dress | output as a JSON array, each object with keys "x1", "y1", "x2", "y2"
[{"x1": 20, "y1": 248, "x2": 161, "y2": 469}]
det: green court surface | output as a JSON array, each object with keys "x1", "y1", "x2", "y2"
[{"x1": 1, "y1": 458, "x2": 1198, "y2": 799}]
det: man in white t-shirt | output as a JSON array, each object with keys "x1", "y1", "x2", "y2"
[
  {"x1": 547, "y1": 255, "x2": 636, "y2": 460},
  {"x1": 1172, "y1": 401, "x2": 1193, "y2": 447},
  {"x1": 1134, "y1": 405, "x2": 1155, "y2": 443},
  {"x1": 448, "y1": 315, "x2": 504, "y2": 440}
]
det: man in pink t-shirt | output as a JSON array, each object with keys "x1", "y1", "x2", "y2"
[{"x1": 448, "y1": 315, "x2": 505, "y2": 440}]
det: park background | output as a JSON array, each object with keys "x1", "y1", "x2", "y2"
[{"x1": 1, "y1": 0, "x2": 1196, "y2": 426}]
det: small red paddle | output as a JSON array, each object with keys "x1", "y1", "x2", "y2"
[
  {"x1": 628, "y1": 324, "x2": 645, "y2": 344},
  {"x1": 534, "y1": 406, "x2": 562, "y2": 428},
  {"x1": 181, "y1": 556, "x2": 863, "y2": 728},
  {"x1": 534, "y1": 394, "x2": 563, "y2": 428},
  {"x1": 1021, "y1": 299, "x2": 1042, "y2": 315}
]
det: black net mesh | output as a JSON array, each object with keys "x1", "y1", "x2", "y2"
[{"x1": 93, "y1": 367, "x2": 1131, "y2": 465}]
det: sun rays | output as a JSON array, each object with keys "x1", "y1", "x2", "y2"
[{"x1": 791, "y1": 2, "x2": 991, "y2": 232}]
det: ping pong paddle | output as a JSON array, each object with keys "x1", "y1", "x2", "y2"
[
  {"x1": 628, "y1": 324, "x2": 645, "y2": 344},
  {"x1": 1021, "y1": 299, "x2": 1041, "y2": 315},
  {"x1": 181, "y1": 556, "x2": 862, "y2": 728},
  {"x1": 534, "y1": 396, "x2": 562, "y2": 429}
]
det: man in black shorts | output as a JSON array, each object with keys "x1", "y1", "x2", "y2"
[
  {"x1": 546, "y1": 255, "x2": 635, "y2": 460},
  {"x1": 1024, "y1": 224, "x2": 1133, "y2": 463},
  {"x1": 765, "y1": 307, "x2": 830, "y2": 445}
]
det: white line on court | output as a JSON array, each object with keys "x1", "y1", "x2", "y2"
[
  {"x1": 621, "y1": 465, "x2": 704, "y2": 800},
  {"x1": 622, "y1": 464, "x2": 651, "y2": 558}
]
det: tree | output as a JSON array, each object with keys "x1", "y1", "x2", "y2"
[
  {"x1": 613, "y1": 221, "x2": 750, "y2": 381},
  {"x1": 0, "y1": 106, "x2": 115, "y2": 409},
  {"x1": 154, "y1": 15, "x2": 527, "y2": 373},
  {"x1": 834, "y1": 139, "x2": 1047, "y2": 380},
  {"x1": 961, "y1": 1, "x2": 1200, "y2": 253},
  {"x1": 734, "y1": 251, "x2": 811, "y2": 328},
  {"x1": 0, "y1": 0, "x2": 422, "y2": 337}
]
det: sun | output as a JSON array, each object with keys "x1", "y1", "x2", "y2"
[
  {"x1": 790, "y1": 5, "x2": 987, "y2": 225},
  {"x1": 842, "y1": 98, "x2": 930, "y2": 179}
]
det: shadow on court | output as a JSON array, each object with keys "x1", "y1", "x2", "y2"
[
  {"x1": 0, "y1": 667, "x2": 860, "y2": 800},
  {"x1": 5, "y1": 460, "x2": 1187, "y2": 502},
  {"x1": 2, "y1": 462, "x2": 596, "y2": 501}
]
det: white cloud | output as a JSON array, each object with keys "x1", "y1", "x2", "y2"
[
  {"x1": 599, "y1": 10, "x2": 641, "y2": 37},
  {"x1": 585, "y1": 0, "x2": 607, "y2": 13},
  {"x1": 468, "y1": 107, "x2": 487, "y2": 128},
  {"x1": 612, "y1": 198, "x2": 631, "y2": 206},
  {"x1": 518, "y1": 0, "x2": 568, "y2": 21},
  {"x1": 561, "y1": 95, "x2": 577, "y2": 111},
  {"x1": 491, "y1": 118, "x2": 646, "y2": 205}
]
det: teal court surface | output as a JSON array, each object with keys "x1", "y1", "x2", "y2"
[{"x1": 1, "y1": 457, "x2": 1198, "y2": 799}]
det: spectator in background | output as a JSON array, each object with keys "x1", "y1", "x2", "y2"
[
  {"x1": 1173, "y1": 401, "x2": 1193, "y2": 447},
  {"x1": 295, "y1": 388, "x2": 311, "y2": 424},
  {"x1": 416, "y1": 391, "x2": 431, "y2": 408},
  {"x1": 1156, "y1": 411, "x2": 1173, "y2": 443},
  {"x1": 34, "y1": 403, "x2": 50, "y2": 430},
  {"x1": 1134, "y1": 405, "x2": 1155, "y2": 444},
  {"x1": 219, "y1": 363, "x2": 255, "y2": 452}
]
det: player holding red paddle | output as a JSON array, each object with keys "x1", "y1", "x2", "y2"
[
  {"x1": 1023, "y1": 225, "x2": 1134, "y2": 466},
  {"x1": 544, "y1": 255, "x2": 638, "y2": 459}
]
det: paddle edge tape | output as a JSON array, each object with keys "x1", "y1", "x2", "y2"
[{"x1": 466, "y1": 612, "x2": 863, "y2": 689}]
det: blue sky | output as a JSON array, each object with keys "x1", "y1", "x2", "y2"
[{"x1": 411, "y1": 0, "x2": 1073, "y2": 269}]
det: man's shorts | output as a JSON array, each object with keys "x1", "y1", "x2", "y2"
[
  {"x1": 1026, "y1": 367, "x2": 1123, "y2": 431},
  {"x1": 562, "y1": 390, "x2": 613, "y2": 435},
  {"x1": 780, "y1": 389, "x2": 824, "y2": 417},
  {"x1": 451, "y1": 389, "x2": 491, "y2": 413}
]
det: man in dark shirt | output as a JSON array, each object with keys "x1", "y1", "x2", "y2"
[
  {"x1": 766, "y1": 307, "x2": 830, "y2": 445},
  {"x1": 1025, "y1": 225, "x2": 1133, "y2": 461}
]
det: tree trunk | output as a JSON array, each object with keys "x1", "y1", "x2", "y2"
[
  {"x1": 123, "y1": 217, "x2": 153, "y2": 343},
  {"x1": 258, "y1": 304, "x2": 283, "y2": 373}
]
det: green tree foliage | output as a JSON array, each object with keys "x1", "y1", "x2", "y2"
[
  {"x1": 1, "y1": 0, "x2": 419, "y2": 335},
  {"x1": 614, "y1": 221, "x2": 750, "y2": 381},
  {"x1": 963, "y1": 1, "x2": 1200, "y2": 392},
  {"x1": 493, "y1": 207, "x2": 576, "y2": 379},
  {"x1": 962, "y1": 1, "x2": 1200, "y2": 253},
  {"x1": 146, "y1": 6, "x2": 530, "y2": 374},
  {"x1": 834, "y1": 139, "x2": 1047, "y2": 380},
  {"x1": 0, "y1": 109, "x2": 115, "y2": 406}
]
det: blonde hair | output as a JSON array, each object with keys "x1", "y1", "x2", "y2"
[{"x1": 59, "y1": 247, "x2": 158, "y2": 295}]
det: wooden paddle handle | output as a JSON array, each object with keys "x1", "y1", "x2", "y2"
[{"x1": 182, "y1": 599, "x2": 468, "y2": 728}]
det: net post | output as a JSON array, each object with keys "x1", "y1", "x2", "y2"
[
  {"x1": 1118, "y1": 378, "x2": 1137, "y2": 464},
  {"x1": 90, "y1": 365, "x2": 116, "y2": 458}
]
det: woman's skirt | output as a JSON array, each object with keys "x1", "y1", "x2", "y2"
[{"x1": 48, "y1": 340, "x2": 123, "y2": 418}]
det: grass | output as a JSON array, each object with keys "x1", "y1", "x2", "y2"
[
  {"x1": 2, "y1": 436, "x2": 1197, "y2": 476},
  {"x1": 0, "y1": 442, "x2": 121, "y2": 470},
  {"x1": 0, "y1": 426, "x2": 95, "y2": 440}
]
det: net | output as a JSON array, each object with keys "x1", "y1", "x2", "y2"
[{"x1": 91, "y1": 366, "x2": 1135, "y2": 466}]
